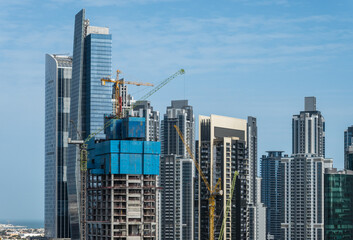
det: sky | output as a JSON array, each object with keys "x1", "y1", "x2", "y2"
[{"x1": 0, "y1": 0, "x2": 353, "y2": 221}]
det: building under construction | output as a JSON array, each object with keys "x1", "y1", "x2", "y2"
[{"x1": 86, "y1": 117, "x2": 160, "y2": 239}]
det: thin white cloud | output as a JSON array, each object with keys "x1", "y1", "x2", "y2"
[
  {"x1": 232, "y1": 0, "x2": 290, "y2": 6},
  {"x1": 48, "y1": 0, "x2": 179, "y2": 7},
  {"x1": 99, "y1": 14, "x2": 353, "y2": 77}
]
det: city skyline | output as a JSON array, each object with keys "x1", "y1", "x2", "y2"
[{"x1": 1, "y1": 0, "x2": 353, "y2": 223}]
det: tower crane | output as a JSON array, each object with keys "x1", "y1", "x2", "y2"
[
  {"x1": 68, "y1": 69, "x2": 185, "y2": 240},
  {"x1": 174, "y1": 125, "x2": 239, "y2": 240},
  {"x1": 101, "y1": 69, "x2": 154, "y2": 117}
]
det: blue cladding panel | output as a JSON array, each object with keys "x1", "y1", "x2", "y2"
[
  {"x1": 88, "y1": 138, "x2": 160, "y2": 175},
  {"x1": 111, "y1": 154, "x2": 119, "y2": 174},
  {"x1": 105, "y1": 118, "x2": 122, "y2": 140},
  {"x1": 120, "y1": 153, "x2": 142, "y2": 174},
  {"x1": 120, "y1": 141, "x2": 143, "y2": 154},
  {"x1": 143, "y1": 154, "x2": 160, "y2": 175},
  {"x1": 93, "y1": 140, "x2": 120, "y2": 155},
  {"x1": 110, "y1": 140, "x2": 120, "y2": 153},
  {"x1": 91, "y1": 169, "x2": 104, "y2": 175},
  {"x1": 143, "y1": 141, "x2": 161, "y2": 155},
  {"x1": 105, "y1": 155, "x2": 110, "y2": 174}
]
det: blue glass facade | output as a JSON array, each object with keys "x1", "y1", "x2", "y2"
[
  {"x1": 84, "y1": 33, "x2": 112, "y2": 139},
  {"x1": 67, "y1": 9, "x2": 113, "y2": 240},
  {"x1": 261, "y1": 151, "x2": 285, "y2": 240}
]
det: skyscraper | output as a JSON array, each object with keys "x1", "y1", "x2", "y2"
[
  {"x1": 247, "y1": 117, "x2": 266, "y2": 240},
  {"x1": 160, "y1": 155, "x2": 194, "y2": 240},
  {"x1": 292, "y1": 96, "x2": 325, "y2": 157},
  {"x1": 248, "y1": 178, "x2": 266, "y2": 240},
  {"x1": 324, "y1": 168, "x2": 353, "y2": 239},
  {"x1": 344, "y1": 126, "x2": 353, "y2": 170},
  {"x1": 198, "y1": 114, "x2": 249, "y2": 240},
  {"x1": 131, "y1": 100, "x2": 160, "y2": 142},
  {"x1": 282, "y1": 97, "x2": 332, "y2": 240},
  {"x1": 160, "y1": 100, "x2": 195, "y2": 240},
  {"x1": 45, "y1": 54, "x2": 72, "y2": 238},
  {"x1": 261, "y1": 151, "x2": 285, "y2": 240},
  {"x1": 67, "y1": 9, "x2": 112, "y2": 240},
  {"x1": 247, "y1": 116, "x2": 257, "y2": 205},
  {"x1": 161, "y1": 100, "x2": 195, "y2": 157},
  {"x1": 281, "y1": 155, "x2": 332, "y2": 240}
]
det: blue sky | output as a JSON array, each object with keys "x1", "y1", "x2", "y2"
[{"x1": 0, "y1": 0, "x2": 353, "y2": 221}]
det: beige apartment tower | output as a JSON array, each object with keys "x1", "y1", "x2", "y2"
[{"x1": 198, "y1": 115, "x2": 249, "y2": 240}]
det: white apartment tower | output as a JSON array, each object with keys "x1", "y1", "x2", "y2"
[
  {"x1": 292, "y1": 96, "x2": 325, "y2": 157},
  {"x1": 281, "y1": 155, "x2": 333, "y2": 239},
  {"x1": 282, "y1": 97, "x2": 332, "y2": 240}
]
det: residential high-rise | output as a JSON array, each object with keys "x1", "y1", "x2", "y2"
[
  {"x1": 160, "y1": 100, "x2": 195, "y2": 240},
  {"x1": 247, "y1": 117, "x2": 266, "y2": 240},
  {"x1": 247, "y1": 116, "x2": 257, "y2": 205},
  {"x1": 161, "y1": 100, "x2": 195, "y2": 157},
  {"x1": 248, "y1": 178, "x2": 266, "y2": 240},
  {"x1": 67, "y1": 9, "x2": 112, "y2": 240},
  {"x1": 324, "y1": 168, "x2": 353, "y2": 239},
  {"x1": 131, "y1": 100, "x2": 160, "y2": 142},
  {"x1": 292, "y1": 96, "x2": 325, "y2": 157},
  {"x1": 261, "y1": 151, "x2": 285, "y2": 240},
  {"x1": 281, "y1": 154, "x2": 332, "y2": 240},
  {"x1": 282, "y1": 97, "x2": 332, "y2": 240},
  {"x1": 198, "y1": 114, "x2": 249, "y2": 240},
  {"x1": 45, "y1": 54, "x2": 72, "y2": 238},
  {"x1": 344, "y1": 126, "x2": 353, "y2": 170},
  {"x1": 87, "y1": 117, "x2": 160, "y2": 240},
  {"x1": 160, "y1": 155, "x2": 194, "y2": 240}
]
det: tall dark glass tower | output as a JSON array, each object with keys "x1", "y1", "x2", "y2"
[
  {"x1": 67, "y1": 9, "x2": 112, "y2": 240},
  {"x1": 325, "y1": 169, "x2": 353, "y2": 239},
  {"x1": 261, "y1": 151, "x2": 284, "y2": 240},
  {"x1": 344, "y1": 126, "x2": 353, "y2": 170},
  {"x1": 45, "y1": 54, "x2": 72, "y2": 238}
]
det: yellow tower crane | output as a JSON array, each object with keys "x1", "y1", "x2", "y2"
[
  {"x1": 101, "y1": 69, "x2": 154, "y2": 117},
  {"x1": 174, "y1": 125, "x2": 238, "y2": 240},
  {"x1": 69, "y1": 69, "x2": 185, "y2": 240}
]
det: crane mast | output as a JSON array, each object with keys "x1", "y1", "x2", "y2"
[{"x1": 174, "y1": 125, "x2": 224, "y2": 240}]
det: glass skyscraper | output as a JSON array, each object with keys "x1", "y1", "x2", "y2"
[
  {"x1": 324, "y1": 169, "x2": 353, "y2": 239},
  {"x1": 260, "y1": 151, "x2": 285, "y2": 240},
  {"x1": 344, "y1": 126, "x2": 353, "y2": 170},
  {"x1": 45, "y1": 54, "x2": 72, "y2": 238},
  {"x1": 67, "y1": 9, "x2": 112, "y2": 240}
]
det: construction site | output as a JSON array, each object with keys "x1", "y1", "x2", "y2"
[{"x1": 46, "y1": 9, "x2": 255, "y2": 240}]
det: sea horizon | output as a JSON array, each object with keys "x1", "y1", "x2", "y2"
[{"x1": 0, "y1": 219, "x2": 44, "y2": 229}]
